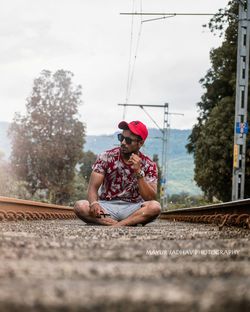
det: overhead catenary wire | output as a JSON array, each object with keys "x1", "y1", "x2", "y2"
[
  {"x1": 139, "y1": 105, "x2": 163, "y2": 133},
  {"x1": 127, "y1": 13, "x2": 143, "y2": 103},
  {"x1": 125, "y1": 0, "x2": 135, "y2": 106},
  {"x1": 124, "y1": 0, "x2": 143, "y2": 120},
  {"x1": 142, "y1": 15, "x2": 176, "y2": 23},
  {"x1": 122, "y1": 9, "x2": 227, "y2": 120}
]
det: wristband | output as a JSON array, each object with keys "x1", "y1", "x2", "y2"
[
  {"x1": 89, "y1": 201, "x2": 99, "y2": 208},
  {"x1": 135, "y1": 170, "x2": 145, "y2": 179}
]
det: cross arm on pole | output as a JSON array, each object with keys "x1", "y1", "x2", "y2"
[
  {"x1": 120, "y1": 12, "x2": 217, "y2": 16},
  {"x1": 118, "y1": 103, "x2": 165, "y2": 133},
  {"x1": 120, "y1": 12, "x2": 238, "y2": 21},
  {"x1": 118, "y1": 103, "x2": 168, "y2": 108}
]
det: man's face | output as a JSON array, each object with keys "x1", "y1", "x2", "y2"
[{"x1": 119, "y1": 130, "x2": 143, "y2": 155}]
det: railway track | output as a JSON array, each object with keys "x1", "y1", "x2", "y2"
[
  {"x1": 1, "y1": 196, "x2": 249, "y2": 229},
  {"x1": 160, "y1": 199, "x2": 250, "y2": 229},
  {"x1": 0, "y1": 196, "x2": 76, "y2": 221}
]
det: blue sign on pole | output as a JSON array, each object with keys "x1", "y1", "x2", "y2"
[{"x1": 236, "y1": 122, "x2": 248, "y2": 134}]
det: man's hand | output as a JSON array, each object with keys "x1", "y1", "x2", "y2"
[
  {"x1": 89, "y1": 202, "x2": 106, "y2": 218},
  {"x1": 128, "y1": 153, "x2": 141, "y2": 173}
]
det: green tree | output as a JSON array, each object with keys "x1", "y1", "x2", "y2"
[
  {"x1": 167, "y1": 192, "x2": 213, "y2": 209},
  {"x1": 153, "y1": 154, "x2": 162, "y2": 201},
  {"x1": 79, "y1": 150, "x2": 97, "y2": 182},
  {"x1": 0, "y1": 152, "x2": 30, "y2": 199},
  {"x1": 9, "y1": 69, "x2": 85, "y2": 204},
  {"x1": 186, "y1": 1, "x2": 250, "y2": 201},
  {"x1": 68, "y1": 171, "x2": 88, "y2": 205}
]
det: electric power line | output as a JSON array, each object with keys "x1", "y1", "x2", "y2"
[
  {"x1": 127, "y1": 13, "x2": 143, "y2": 102},
  {"x1": 124, "y1": 0, "x2": 144, "y2": 120},
  {"x1": 125, "y1": 0, "x2": 135, "y2": 107},
  {"x1": 122, "y1": 9, "x2": 228, "y2": 119}
]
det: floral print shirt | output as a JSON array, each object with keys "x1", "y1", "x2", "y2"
[{"x1": 92, "y1": 147, "x2": 158, "y2": 203}]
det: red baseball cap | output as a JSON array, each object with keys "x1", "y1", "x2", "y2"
[{"x1": 118, "y1": 120, "x2": 148, "y2": 141}]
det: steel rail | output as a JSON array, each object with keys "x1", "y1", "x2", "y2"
[
  {"x1": 160, "y1": 199, "x2": 250, "y2": 229},
  {"x1": 0, "y1": 196, "x2": 77, "y2": 221}
]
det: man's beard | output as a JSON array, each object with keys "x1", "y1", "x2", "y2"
[{"x1": 120, "y1": 145, "x2": 132, "y2": 160}]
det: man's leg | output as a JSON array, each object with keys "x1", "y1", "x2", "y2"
[
  {"x1": 113, "y1": 200, "x2": 161, "y2": 226},
  {"x1": 74, "y1": 200, "x2": 118, "y2": 226}
]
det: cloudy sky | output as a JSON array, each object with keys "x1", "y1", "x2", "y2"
[{"x1": 0, "y1": 0, "x2": 229, "y2": 135}]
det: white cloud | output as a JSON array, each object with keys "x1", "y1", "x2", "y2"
[{"x1": 0, "y1": 0, "x2": 229, "y2": 134}]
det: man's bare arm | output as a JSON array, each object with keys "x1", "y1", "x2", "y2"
[
  {"x1": 87, "y1": 171, "x2": 105, "y2": 217},
  {"x1": 137, "y1": 179, "x2": 157, "y2": 201},
  {"x1": 128, "y1": 153, "x2": 157, "y2": 200}
]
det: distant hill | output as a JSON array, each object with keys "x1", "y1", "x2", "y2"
[
  {"x1": 0, "y1": 121, "x2": 201, "y2": 195},
  {"x1": 85, "y1": 129, "x2": 201, "y2": 195},
  {"x1": 85, "y1": 128, "x2": 191, "y2": 161}
]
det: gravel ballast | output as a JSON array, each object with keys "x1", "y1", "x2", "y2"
[{"x1": 0, "y1": 219, "x2": 249, "y2": 311}]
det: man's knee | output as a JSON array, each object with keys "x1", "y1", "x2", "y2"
[
  {"x1": 74, "y1": 200, "x2": 89, "y2": 215},
  {"x1": 145, "y1": 200, "x2": 161, "y2": 217}
]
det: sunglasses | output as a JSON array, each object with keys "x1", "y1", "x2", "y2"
[{"x1": 117, "y1": 133, "x2": 140, "y2": 145}]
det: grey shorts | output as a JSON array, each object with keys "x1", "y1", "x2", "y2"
[{"x1": 99, "y1": 200, "x2": 144, "y2": 221}]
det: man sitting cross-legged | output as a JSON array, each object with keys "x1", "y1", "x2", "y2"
[{"x1": 74, "y1": 120, "x2": 161, "y2": 226}]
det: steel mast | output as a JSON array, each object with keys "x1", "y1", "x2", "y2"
[{"x1": 232, "y1": 0, "x2": 250, "y2": 200}]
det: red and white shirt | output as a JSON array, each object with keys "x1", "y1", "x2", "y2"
[{"x1": 92, "y1": 147, "x2": 158, "y2": 203}]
